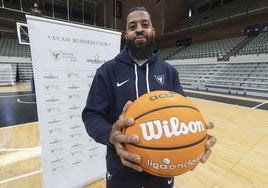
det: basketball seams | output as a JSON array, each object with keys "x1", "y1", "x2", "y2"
[
  {"x1": 126, "y1": 134, "x2": 207, "y2": 150},
  {"x1": 133, "y1": 105, "x2": 200, "y2": 121}
]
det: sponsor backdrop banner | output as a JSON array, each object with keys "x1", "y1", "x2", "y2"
[{"x1": 26, "y1": 15, "x2": 121, "y2": 188}]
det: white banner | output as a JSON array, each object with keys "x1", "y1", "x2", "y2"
[{"x1": 26, "y1": 15, "x2": 121, "y2": 188}]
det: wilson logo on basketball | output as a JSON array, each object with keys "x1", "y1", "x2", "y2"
[{"x1": 139, "y1": 117, "x2": 205, "y2": 141}]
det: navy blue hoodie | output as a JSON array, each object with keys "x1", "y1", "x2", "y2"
[{"x1": 82, "y1": 46, "x2": 184, "y2": 179}]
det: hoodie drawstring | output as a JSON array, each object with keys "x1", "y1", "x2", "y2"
[
  {"x1": 134, "y1": 64, "x2": 139, "y2": 99},
  {"x1": 134, "y1": 63, "x2": 150, "y2": 99},
  {"x1": 146, "y1": 63, "x2": 150, "y2": 93}
]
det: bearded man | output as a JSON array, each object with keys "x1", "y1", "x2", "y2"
[{"x1": 82, "y1": 6, "x2": 216, "y2": 188}]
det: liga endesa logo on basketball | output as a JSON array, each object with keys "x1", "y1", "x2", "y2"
[
  {"x1": 147, "y1": 154, "x2": 203, "y2": 171},
  {"x1": 123, "y1": 90, "x2": 208, "y2": 177}
]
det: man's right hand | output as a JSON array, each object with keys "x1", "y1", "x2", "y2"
[{"x1": 109, "y1": 101, "x2": 142, "y2": 172}]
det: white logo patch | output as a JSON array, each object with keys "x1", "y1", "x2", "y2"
[
  {"x1": 106, "y1": 171, "x2": 112, "y2": 181},
  {"x1": 168, "y1": 177, "x2": 173, "y2": 184},
  {"x1": 116, "y1": 79, "x2": 130, "y2": 87},
  {"x1": 154, "y1": 75, "x2": 164, "y2": 85}
]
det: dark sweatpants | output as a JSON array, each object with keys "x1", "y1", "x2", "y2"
[{"x1": 106, "y1": 170, "x2": 174, "y2": 188}]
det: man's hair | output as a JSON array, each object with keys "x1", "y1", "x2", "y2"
[{"x1": 128, "y1": 6, "x2": 150, "y2": 17}]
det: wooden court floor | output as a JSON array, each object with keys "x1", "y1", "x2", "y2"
[{"x1": 0, "y1": 83, "x2": 267, "y2": 188}]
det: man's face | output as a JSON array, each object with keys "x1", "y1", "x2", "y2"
[{"x1": 125, "y1": 10, "x2": 156, "y2": 59}]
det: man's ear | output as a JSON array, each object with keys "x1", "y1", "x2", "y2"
[
  {"x1": 124, "y1": 31, "x2": 128, "y2": 40},
  {"x1": 153, "y1": 27, "x2": 156, "y2": 37}
]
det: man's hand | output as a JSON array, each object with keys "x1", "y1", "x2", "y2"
[
  {"x1": 200, "y1": 122, "x2": 217, "y2": 163},
  {"x1": 109, "y1": 101, "x2": 142, "y2": 172}
]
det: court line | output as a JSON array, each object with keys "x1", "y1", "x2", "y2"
[
  {"x1": 252, "y1": 102, "x2": 267, "y2": 109},
  {"x1": 0, "y1": 169, "x2": 43, "y2": 185},
  {"x1": 17, "y1": 98, "x2": 36, "y2": 104}
]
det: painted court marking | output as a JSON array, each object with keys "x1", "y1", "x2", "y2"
[
  {"x1": 252, "y1": 101, "x2": 267, "y2": 109},
  {"x1": 0, "y1": 170, "x2": 43, "y2": 185},
  {"x1": 17, "y1": 98, "x2": 36, "y2": 104}
]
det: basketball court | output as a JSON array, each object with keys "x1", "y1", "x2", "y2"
[{"x1": 0, "y1": 83, "x2": 267, "y2": 188}]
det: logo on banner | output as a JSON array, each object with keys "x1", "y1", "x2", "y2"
[
  {"x1": 50, "y1": 49, "x2": 77, "y2": 62},
  {"x1": 87, "y1": 54, "x2": 105, "y2": 64},
  {"x1": 50, "y1": 50, "x2": 62, "y2": 61}
]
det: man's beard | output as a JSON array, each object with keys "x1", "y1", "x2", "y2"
[{"x1": 126, "y1": 35, "x2": 155, "y2": 60}]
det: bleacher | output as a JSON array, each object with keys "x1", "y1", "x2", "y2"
[
  {"x1": 0, "y1": 38, "x2": 32, "y2": 82},
  {"x1": 165, "y1": 36, "x2": 246, "y2": 60},
  {"x1": 0, "y1": 38, "x2": 31, "y2": 57},
  {"x1": 168, "y1": 0, "x2": 268, "y2": 32},
  {"x1": 0, "y1": 7, "x2": 27, "y2": 22},
  {"x1": 173, "y1": 62, "x2": 268, "y2": 98},
  {"x1": 238, "y1": 33, "x2": 268, "y2": 55},
  {"x1": 162, "y1": 31, "x2": 268, "y2": 99}
]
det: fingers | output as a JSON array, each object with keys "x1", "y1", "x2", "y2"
[
  {"x1": 206, "y1": 121, "x2": 214, "y2": 129},
  {"x1": 200, "y1": 148, "x2": 212, "y2": 163},
  {"x1": 121, "y1": 156, "x2": 142, "y2": 172},
  {"x1": 116, "y1": 147, "x2": 142, "y2": 172},
  {"x1": 110, "y1": 101, "x2": 136, "y2": 145},
  {"x1": 110, "y1": 118, "x2": 136, "y2": 143},
  {"x1": 206, "y1": 134, "x2": 217, "y2": 148},
  {"x1": 114, "y1": 118, "x2": 135, "y2": 132},
  {"x1": 111, "y1": 121, "x2": 142, "y2": 172},
  {"x1": 113, "y1": 132, "x2": 139, "y2": 144},
  {"x1": 122, "y1": 101, "x2": 132, "y2": 114},
  {"x1": 200, "y1": 134, "x2": 217, "y2": 163},
  {"x1": 199, "y1": 121, "x2": 216, "y2": 164},
  {"x1": 114, "y1": 140, "x2": 142, "y2": 171},
  {"x1": 119, "y1": 100, "x2": 132, "y2": 120}
]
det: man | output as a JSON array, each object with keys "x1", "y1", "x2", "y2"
[{"x1": 82, "y1": 6, "x2": 216, "y2": 188}]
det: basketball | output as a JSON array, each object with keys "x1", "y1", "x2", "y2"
[{"x1": 122, "y1": 90, "x2": 207, "y2": 177}]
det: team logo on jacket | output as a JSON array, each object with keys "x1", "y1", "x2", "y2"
[{"x1": 154, "y1": 75, "x2": 164, "y2": 85}]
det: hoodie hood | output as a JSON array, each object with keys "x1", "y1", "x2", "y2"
[{"x1": 114, "y1": 46, "x2": 160, "y2": 99}]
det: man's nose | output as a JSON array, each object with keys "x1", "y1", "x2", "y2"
[{"x1": 136, "y1": 24, "x2": 144, "y2": 32}]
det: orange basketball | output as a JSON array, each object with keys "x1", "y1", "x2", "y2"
[{"x1": 122, "y1": 90, "x2": 207, "y2": 177}]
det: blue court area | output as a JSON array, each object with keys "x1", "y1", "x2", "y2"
[{"x1": 0, "y1": 91, "x2": 37, "y2": 127}]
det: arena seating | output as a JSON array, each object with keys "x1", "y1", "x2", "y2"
[
  {"x1": 0, "y1": 38, "x2": 31, "y2": 57},
  {"x1": 173, "y1": 62, "x2": 268, "y2": 98},
  {"x1": 238, "y1": 33, "x2": 268, "y2": 55},
  {"x1": 0, "y1": 32, "x2": 267, "y2": 98},
  {"x1": 163, "y1": 32, "x2": 268, "y2": 98},
  {"x1": 164, "y1": 36, "x2": 246, "y2": 60},
  {"x1": 0, "y1": 7, "x2": 27, "y2": 21},
  {"x1": 168, "y1": 0, "x2": 268, "y2": 32},
  {"x1": 0, "y1": 38, "x2": 32, "y2": 82}
]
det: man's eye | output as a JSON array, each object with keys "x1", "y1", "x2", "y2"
[
  {"x1": 143, "y1": 23, "x2": 149, "y2": 28},
  {"x1": 129, "y1": 25, "x2": 136, "y2": 30}
]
